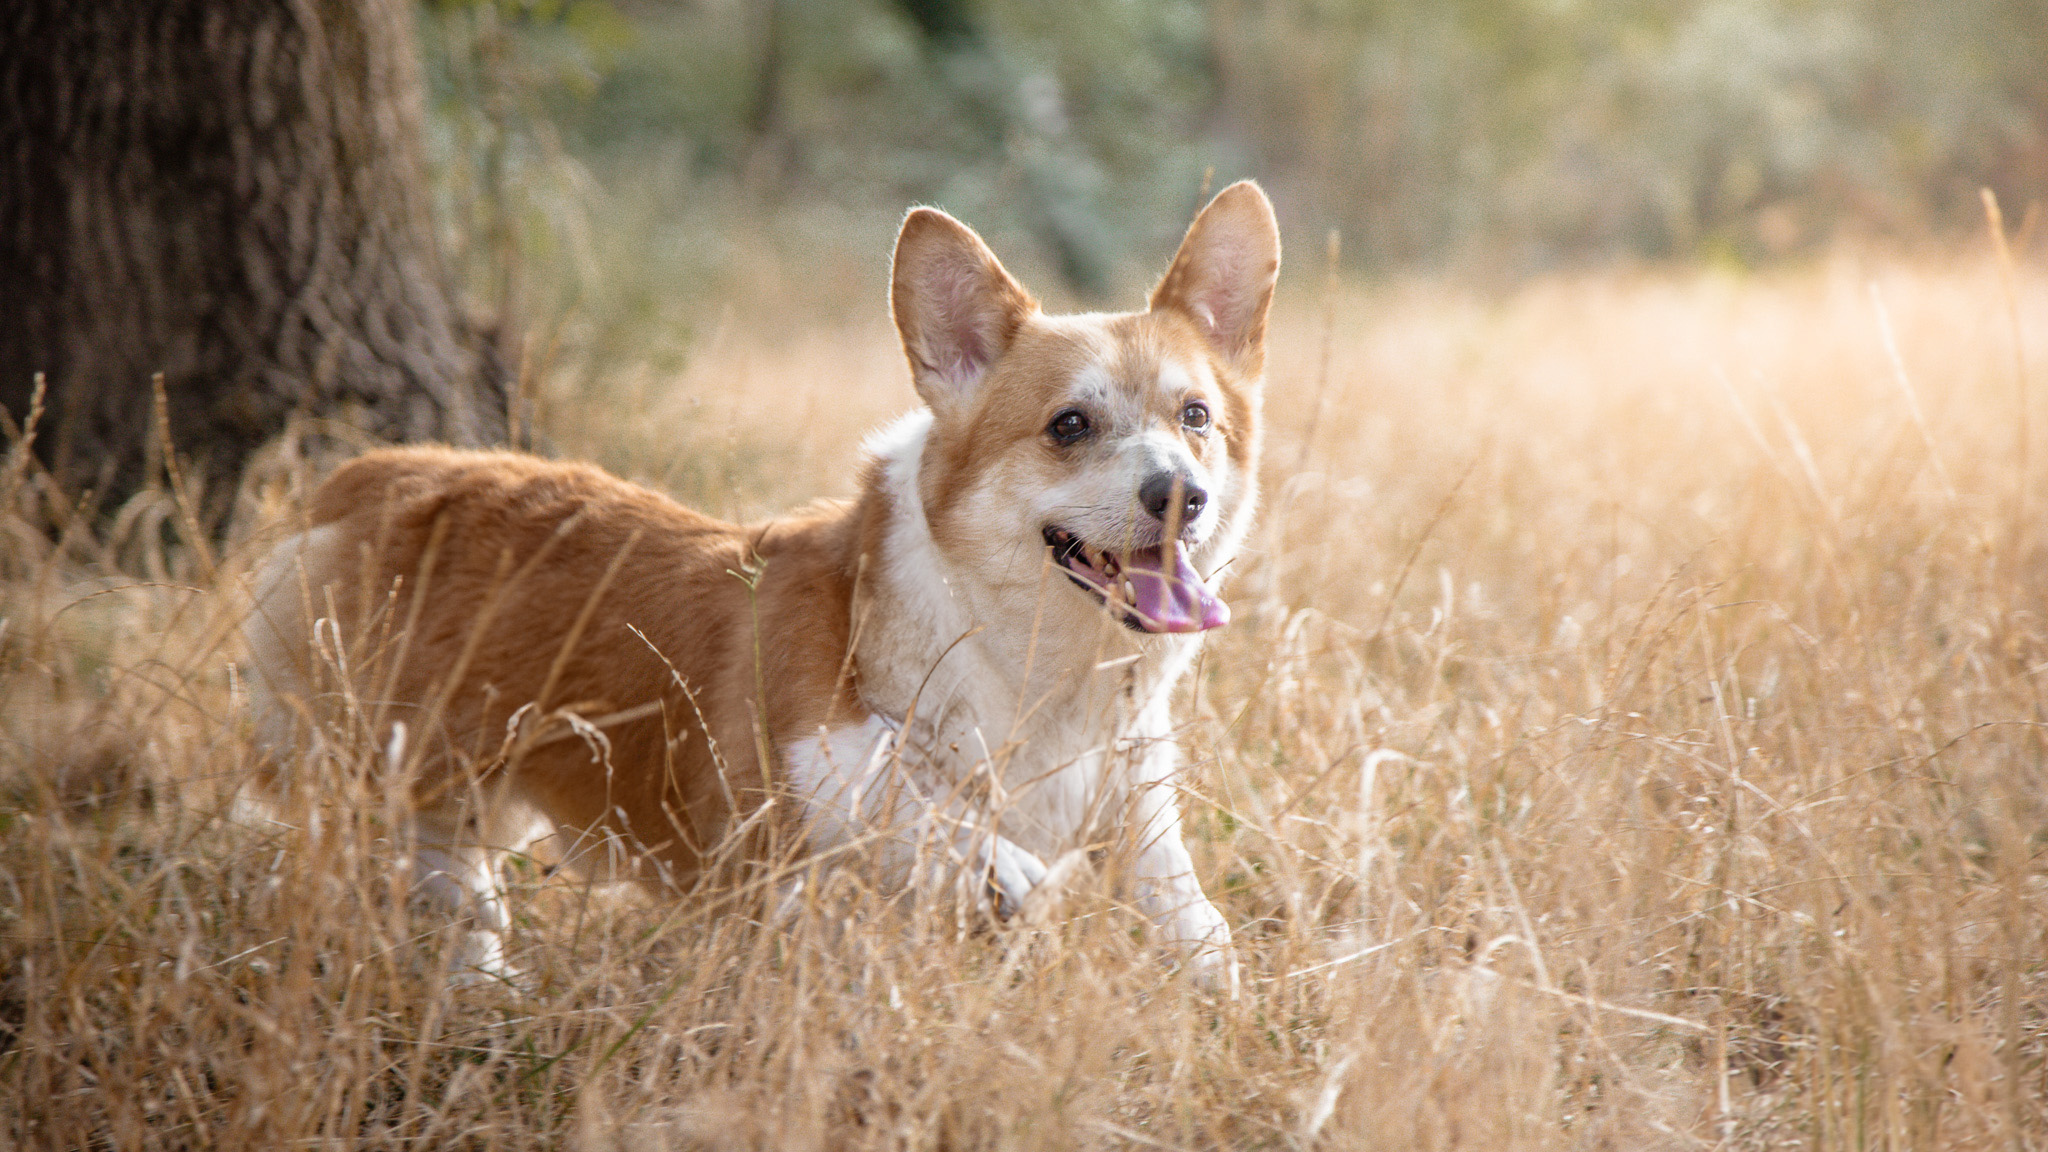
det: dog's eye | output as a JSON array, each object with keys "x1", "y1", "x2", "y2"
[
  {"x1": 1180, "y1": 401, "x2": 1211, "y2": 432},
  {"x1": 1048, "y1": 409, "x2": 1091, "y2": 444}
]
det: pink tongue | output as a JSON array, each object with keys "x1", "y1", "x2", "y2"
[{"x1": 1123, "y1": 546, "x2": 1231, "y2": 633}]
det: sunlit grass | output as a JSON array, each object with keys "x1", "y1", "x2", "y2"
[{"x1": 4, "y1": 248, "x2": 2045, "y2": 1148}]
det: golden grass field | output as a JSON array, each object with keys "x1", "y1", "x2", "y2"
[{"x1": 4, "y1": 245, "x2": 2046, "y2": 1149}]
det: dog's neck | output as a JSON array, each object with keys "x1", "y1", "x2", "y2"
[{"x1": 845, "y1": 411, "x2": 1200, "y2": 748}]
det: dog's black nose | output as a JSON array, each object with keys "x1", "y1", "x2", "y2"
[{"x1": 1140, "y1": 472, "x2": 1208, "y2": 524}]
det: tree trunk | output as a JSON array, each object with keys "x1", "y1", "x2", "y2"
[{"x1": 0, "y1": 0, "x2": 509, "y2": 520}]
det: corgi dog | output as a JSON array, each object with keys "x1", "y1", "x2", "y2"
[{"x1": 243, "y1": 181, "x2": 1280, "y2": 992}]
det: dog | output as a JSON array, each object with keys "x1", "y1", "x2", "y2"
[{"x1": 243, "y1": 181, "x2": 1280, "y2": 993}]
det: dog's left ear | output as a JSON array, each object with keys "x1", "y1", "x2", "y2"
[
  {"x1": 892, "y1": 207, "x2": 1039, "y2": 413},
  {"x1": 1150, "y1": 181, "x2": 1281, "y2": 376}
]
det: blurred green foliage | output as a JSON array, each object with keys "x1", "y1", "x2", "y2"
[{"x1": 418, "y1": 0, "x2": 2047, "y2": 307}]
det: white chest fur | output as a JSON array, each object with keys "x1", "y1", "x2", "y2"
[
  {"x1": 781, "y1": 687, "x2": 1232, "y2": 993},
  {"x1": 787, "y1": 390, "x2": 1239, "y2": 989}
]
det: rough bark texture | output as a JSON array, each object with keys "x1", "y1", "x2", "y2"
[{"x1": 0, "y1": 0, "x2": 509, "y2": 517}]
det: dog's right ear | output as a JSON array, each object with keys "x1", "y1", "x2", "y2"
[
  {"x1": 1149, "y1": 181, "x2": 1281, "y2": 377},
  {"x1": 891, "y1": 207, "x2": 1038, "y2": 413}
]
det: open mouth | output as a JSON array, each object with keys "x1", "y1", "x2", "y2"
[{"x1": 1042, "y1": 526, "x2": 1231, "y2": 634}]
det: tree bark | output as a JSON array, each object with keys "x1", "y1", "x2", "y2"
[{"x1": 0, "y1": 0, "x2": 509, "y2": 519}]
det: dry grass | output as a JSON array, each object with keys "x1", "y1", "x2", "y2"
[{"x1": 5, "y1": 249, "x2": 2047, "y2": 1150}]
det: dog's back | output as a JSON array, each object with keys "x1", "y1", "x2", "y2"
[{"x1": 245, "y1": 445, "x2": 864, "y2": 891}]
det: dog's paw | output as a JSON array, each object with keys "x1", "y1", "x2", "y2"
[
  {"x1": 1160, "y1": 896, "x2": 1240, "y2": 997},
  {"x1": 442, "y1": 925, "x2": 525, "y2": 990},
  {"x1": 1182, "y1": 941, "x2": 1242, "y2": 999},
  {"x1": 1015, "y1": 848, "x2": 1090, "y2": 926},
  {"x1": 980, "y1": 836, "x2": 1050, "y2": 921}
]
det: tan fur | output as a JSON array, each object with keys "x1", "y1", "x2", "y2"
[
  {"x1": 249, "y1": 446, "x2": 871, "y2": 879},
  {"x1": 244, "y1": 182, "x2": 1281, "y2": 987}
]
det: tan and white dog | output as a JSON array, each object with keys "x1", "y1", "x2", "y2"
[{"x1": 243, "y1": 181, "x2": 1280, "y2": 991}]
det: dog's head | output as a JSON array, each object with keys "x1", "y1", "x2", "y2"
[{"x1": 890, "y1": 182, "x2": 1280, "y2": 637}]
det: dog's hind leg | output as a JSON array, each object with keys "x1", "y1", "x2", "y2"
[{"x1": 405, "y1": 802, "x2": 526, "y2": 985}]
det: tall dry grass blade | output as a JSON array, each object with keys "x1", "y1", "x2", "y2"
[
  {"x1": 1868, "y1": 283, "x2": 1958, "y2": 503},
  {"x1": 529, "y1": 528, "x2": 645, "y2": 722},
  {"x1": 1, "y1": 373, "x2": 46, "y2": 511},
  {"x1": 151, "y1": 373, "x2": 217, "y2": 580},
  {"x1": 404, "y1": 509, "x2": 588, "y2": 788},
  {"x1": 368, "y1": 509, "x2": 454, "y2": 740},
  {"x1": 1983, "y1": 188, "x2": 2032, "y2": 575}
]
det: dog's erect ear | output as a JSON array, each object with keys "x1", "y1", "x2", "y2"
[
  {"x1": 891, "y1": 207, "x2": 1039, "y2": 411},
  {"x1": 1149, "y1": 181, "x2": 1281, "y2": 376}
]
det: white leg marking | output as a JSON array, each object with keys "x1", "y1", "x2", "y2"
[
  {"x1": 409, "y1": 838, "x2": 517, "y2": 985},
  {"x1": 1129, "y1": 775, "x2": 1239, "y2": 996},
  {"x1": 788, "y1": 715, "x2": 1050, "y2": 921}
]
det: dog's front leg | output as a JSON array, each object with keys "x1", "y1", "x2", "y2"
[
  {"x1": 1130, "y1": 787, "x2": 1239, "y2": 996},
  {"x1": 1134, "y1": 836, "x2": 1238, "y2": 994},
  {"x1": 793, "y1": 716, "x2": 1049, "y2": 920}
]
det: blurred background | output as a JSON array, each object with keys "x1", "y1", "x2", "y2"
[
  {"x1": 419, "y1": 0, "x2": 2047, "y2": 332},
  {"x1": 11, "y1": 0, "x2": 2040, "y2": 514}
]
